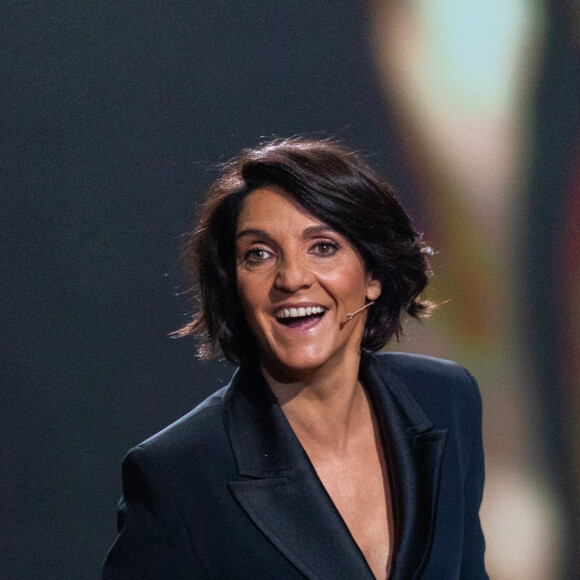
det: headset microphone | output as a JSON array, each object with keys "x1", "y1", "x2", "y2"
[{"x1": 346, "y1": 301, "x2": 375, "y2": 320}]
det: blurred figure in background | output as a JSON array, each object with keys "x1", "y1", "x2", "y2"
[{"x1": 369, "y1": 0, "x2": 580, "y2": 577}]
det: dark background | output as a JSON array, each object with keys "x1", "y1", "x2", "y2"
[
  {"x1": 1, "y1": 3, "x2": 407, "y2": 578},
  {"x1": 2, "y1": 2, "x2": 579, "y2": 579}
]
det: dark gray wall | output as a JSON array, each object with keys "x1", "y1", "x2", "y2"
[{"x1": 1, "y1": 3, "x2": 404, "y2": 578}]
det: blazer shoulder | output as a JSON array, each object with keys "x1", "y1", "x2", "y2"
[
  {"x1": 136, "y1": 385, "x2": 229, "y2": 461},
  {"x1": 370, "y1": 350, "x2": 466, "y2": 378},
  {"x1": 367, "y1": 351, "x2": 481, "y2": 417}
]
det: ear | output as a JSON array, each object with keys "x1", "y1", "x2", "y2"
[{"x1": 365, "y1": 276, "x2": 382, "y2": 301}]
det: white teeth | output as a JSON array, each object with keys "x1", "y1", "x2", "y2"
[{"x1": 275, "y1": 306, "x2": 326, "y2": 319}]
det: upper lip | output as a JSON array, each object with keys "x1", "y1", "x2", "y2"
[{"x1": 273, "y1": 302, "x2": 328, "y2": 318}]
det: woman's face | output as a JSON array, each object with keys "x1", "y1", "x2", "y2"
[{"x1": 235, "y1": 185, "x2": 381, "y2": 379}]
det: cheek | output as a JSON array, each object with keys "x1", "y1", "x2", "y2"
[
  {"x1": 235, "y1": 273, "x2": 250, "y2": 311},
  {"x1": 236, "y1": 272, "x2": 265, "y2": 323},
  {"x1": 320, "y1": 261, "x2": 368, "y2": 296}
]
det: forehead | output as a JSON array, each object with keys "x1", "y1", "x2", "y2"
[{"x1": 236, "y1": 185, "x2": 326, "y2": 232}]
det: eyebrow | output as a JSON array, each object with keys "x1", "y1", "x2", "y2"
[
  {"x1": 235, "y1": 225, "x2": 335, "y2": 241},
  {"x1": 235, "y1": 228, "x2": 272, "y2": 241}
]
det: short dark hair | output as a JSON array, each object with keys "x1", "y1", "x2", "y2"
[{"x1": 175, "y1": 137, "x2": 433, "y2": 363}]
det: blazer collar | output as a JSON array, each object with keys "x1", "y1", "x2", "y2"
[
  {"x1": 222, "y1": 364, "x2": 302, "y2": 476},
  {"x1": 222, "y1": 354, "x2": 448, "y2": 580},
  {"x1": 360, "y1": 352, "x2": 448, "y2": 579},
  {"x1": 222, "y1": 363, "x2": 373, "y2": 579}
]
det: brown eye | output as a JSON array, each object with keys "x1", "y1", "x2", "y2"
[
  {"x1": 311, "y1": 241, "x2": 339, "y2": 256},
  {"x1": 245, "y1": 248, "x2": 272, "y2": 264}
]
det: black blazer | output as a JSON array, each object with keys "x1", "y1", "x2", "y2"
[{"x1": 102, "y1": 352, "x2": 487, "y2": 579}]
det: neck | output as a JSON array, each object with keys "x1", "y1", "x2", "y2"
[{"x1": 260, "y1": 348, "x2": 367, "y2": 447}]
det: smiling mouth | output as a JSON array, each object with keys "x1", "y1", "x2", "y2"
[{"x1": 274, "y1": 306, "x2": 327, "y2": 328}]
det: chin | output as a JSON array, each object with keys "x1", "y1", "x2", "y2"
[{"x1": 260, "y1": 347, "x2": 339, "y2": 381}]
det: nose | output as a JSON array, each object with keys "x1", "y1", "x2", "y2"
[{"x1": 273, "y1": 254, "x2": 315, "y2": 293}]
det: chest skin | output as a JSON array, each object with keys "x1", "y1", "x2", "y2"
[{"x1": 287, "y1": 386, "x2": 394, "y2": 580}]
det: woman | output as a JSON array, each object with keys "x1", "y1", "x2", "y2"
[{"x1": 102, "y1": 138, "x2": 487, "y2": 579}]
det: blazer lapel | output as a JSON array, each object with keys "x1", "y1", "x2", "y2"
[
  {"x1": 362, "y1": 353, "x2": 448, "y2": 580},
  {"x1": 222, "y1": 365, "x2": 374, "y2": 580}
]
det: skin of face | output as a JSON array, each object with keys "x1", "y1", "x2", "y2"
[{"x1": 235, "y1": 185, "x2": 382, "y2": 382}]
